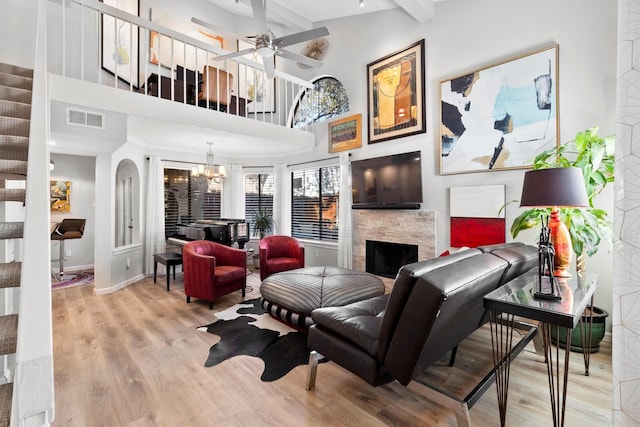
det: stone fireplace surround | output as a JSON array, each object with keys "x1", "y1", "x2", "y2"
[{"x1": 352, "y1": 210, "x2": 436, "y2": 282}]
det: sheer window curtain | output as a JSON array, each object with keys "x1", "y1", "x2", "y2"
[
  {"x1": 273, "y1": 164, "x2": 288, "y2": 235},
  {"x1": 144, "y1": 156, "x2": 166, "y2": 275},
  {"x1": 338, "y1": 152, "x2": 352, "y2": 268}
]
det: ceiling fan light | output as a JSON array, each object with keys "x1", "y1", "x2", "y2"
[
  {"x1": 257, "y1": 46, "x2": 275, "y2": 57},
  {"x1": 359, "y1": 0, "x2": 364, "y2": 7}
]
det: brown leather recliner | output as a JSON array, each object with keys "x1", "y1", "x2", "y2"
[
  {"x1": 306, "y1": 242, "x2": 538, "y2": 424},
  {"x1": 259, "y1": 235, "x2": 305, "y2": 281},
  {"x1": 183, "y1": 240, "x2": 246, "y2": 309}
]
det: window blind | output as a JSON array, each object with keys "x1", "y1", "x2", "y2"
[
  {"x1": 245, "y1": 173, "x2": 274, "y2": 238},
  {"x1": 291, "y1": 166, "x2": 339, "y2": 241}
]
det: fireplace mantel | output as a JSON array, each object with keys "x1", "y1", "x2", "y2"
[{"x1": 352, "y1": 210, "x2": 436, "y2": 275}]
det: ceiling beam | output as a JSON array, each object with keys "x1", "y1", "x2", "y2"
[
  {"x1": 267, "y1": 0, "x2": 314, "y2": 31},
  {"x1": 393, "y1": 0, "x2": 435, "y2": 23}
]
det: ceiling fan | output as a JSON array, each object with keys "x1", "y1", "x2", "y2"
[{"x1": 192, "y1": 0, "x2": 329, "y2": 79}]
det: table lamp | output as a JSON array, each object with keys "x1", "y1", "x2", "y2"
[{"x1": 519, "y1": 167, "x2": 589, "y2": 299}]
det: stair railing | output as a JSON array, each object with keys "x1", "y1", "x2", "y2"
[{"x1": 47, "y1": 0, "x2": 316, "y2": 131}]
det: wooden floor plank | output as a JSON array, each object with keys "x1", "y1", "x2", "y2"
[{"x1": 52, "y1": 272, "x2": 612, "y2": 426}]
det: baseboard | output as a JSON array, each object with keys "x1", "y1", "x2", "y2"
[
  {"x1": 51, "y1": 263, "x2": 94, "y2": 274},
  {"x1": 94, "y1": 274, "x2": 144, "y2": 295}
]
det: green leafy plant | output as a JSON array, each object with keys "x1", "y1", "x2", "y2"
[
  {"x1": 250, "y1": 208, "x2": 274, "y2": 239},
  {"x1": 510, "y1": 127, "x2": 615, "y2": 264}
]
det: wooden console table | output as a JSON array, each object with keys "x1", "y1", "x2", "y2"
[{"x1": 484, "y1": 271, "x2": 597, "y2": 426}]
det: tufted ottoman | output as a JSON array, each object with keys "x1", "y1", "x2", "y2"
[{"x1": 260, "y1": 266, "x2": 385, "y2": 330}]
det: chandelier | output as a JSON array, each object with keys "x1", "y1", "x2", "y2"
[{"x1": 191, "y1": 141, "x2": 227, "y2": 184}]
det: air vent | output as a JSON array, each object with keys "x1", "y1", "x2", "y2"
[{"x1": 66, "y1": 108, "x2": 105, "y2": 129}]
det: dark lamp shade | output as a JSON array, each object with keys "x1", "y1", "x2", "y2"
[{"x1": 520, "y1": 167, "x2": 589, "y2": 208}]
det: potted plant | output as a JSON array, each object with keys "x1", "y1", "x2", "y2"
[
  {"x1": 250, "y1": 208, "x2": 274, "y2": 269},
  {"x1": 510, "y1": 126, "x2": 614, "y2": 351}
]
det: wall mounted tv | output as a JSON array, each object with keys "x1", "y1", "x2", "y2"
[{"x1": 351, "y1": 150, "x2": 423, "y2": 209}]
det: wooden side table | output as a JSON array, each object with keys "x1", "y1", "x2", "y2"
[
  {"x1": 484, "y1": 271, "x2": 597, "y2": 426},
  {"x1": 153, "y1": 252, "x2": 183, "y2": 292}
]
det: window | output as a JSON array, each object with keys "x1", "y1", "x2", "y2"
[
  {"x1": 245, "y1": 173, "x2": 274, "y2": 238},
  {"x1": 292, "y1": 76, "x2": 349, "y2": 129},
  {"x1": 164, "y1": 169, "x2": 222, "y2": 238},
  {"x1": 291, "y1": 166, "x2": 340, "y2": 241}
]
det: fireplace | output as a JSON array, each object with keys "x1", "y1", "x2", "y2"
[{"x1": 366, "y1": 240, "x2": 418, "y2": 278}]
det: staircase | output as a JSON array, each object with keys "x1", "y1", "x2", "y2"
[{"x1": 0, "y1": 61, "x2": 33, "y2": 427}]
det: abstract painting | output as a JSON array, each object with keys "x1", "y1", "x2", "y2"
[
  {"x1": 450, "y1": 185, "x2": 505, "y2": 248},
  {"x1": 367, "y1": 39, "x2": 426, "y2": 144},
  {"x1": 440, "y1": 45, "x2": 559, "y2": 174},
  {"x1": 51, "y1": 180, "x2": 71, "y2": 213}
]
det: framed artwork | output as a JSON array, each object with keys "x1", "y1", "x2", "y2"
[
  {"x1": 237, "y1": 40, "x2": 276, "y2": 114},
  {"x1": 51, "y1": 180, "x2": 71, "y2": 213},
  {"x1": 367, "y1": 39, "x2": 426, "y2": 144},
  {"x1": 449, "y1": 185, "x2": 505, "y2": 248},
  {"x1": 148, "y1": 12, "x2": 225, "y2": 71},
  {"x1": 329, "y1": 114, "x2": 362, "y2": 153},
  {"x1": 101, "y1": 0, "x2": 140, "y2": 88},
  {"x1": 440, "y1": 45, "x2": 559, "y2": 175}
]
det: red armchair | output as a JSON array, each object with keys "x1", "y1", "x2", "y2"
[
  {"x1": 259, "y1": 235, "x2": 305, "y2": 281},
  {"x1": 183, "y1": 240, "x2": 246, "y2": 309}
]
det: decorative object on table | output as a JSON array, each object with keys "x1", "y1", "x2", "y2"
[
  {"x1": 535, "y1": 216, "x2": 561, "y2": 300},
  {"x1": 50, "y1": 180, "x2": 71, "y2": 213},
  {"x1": 449, "y1": 184, "x2": 505, "y2": 248},
  {"x1": 328, "y1": 113, "x2": 362, "y2": 153},
  {"x1": 100, "y1": 0, "x2": 140, "y2": 88},
  {"x1": 440, "y1": 45, "x2": 559, "y2": 175},
  {"x1": 367, "y1": 39, "x2": 425, "y2": 144},
  {"x1": 197, "y1": 298, "x2": 326, "y2": 381},
  {"x1": 519, "y1": 167, "x2": 589, "y2": 282},
  {"x1": 511, "y1": 126, "x2": 615, "y2": 274}
]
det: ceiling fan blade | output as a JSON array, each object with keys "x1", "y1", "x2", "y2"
[
  {"x1": 212, "y1": 48, "x2": 255, "y2": 62},
  {"x1": 250, "y1": 0, "x2": 269, "y2": 34},
  {"x1": 263, "y1": 56, "x2": 276, "y2": 79},
  {"x1": 273, "y1": 27, "x2": 330, "y2": 49},
  {"x1": 276, "y1": 49, "x2": 323, "y2": 68},
  {"x1": 191, "y1": 17, "x2": 255, "y2": 45}
]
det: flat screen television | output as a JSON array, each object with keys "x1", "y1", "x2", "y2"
[{"x1": 351, "y1": 150, "x2": 423, "y2": 209}]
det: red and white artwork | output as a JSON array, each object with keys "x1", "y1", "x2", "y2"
[{"x1": 450, "y1": 185, "x2": 505, "y2": 248}]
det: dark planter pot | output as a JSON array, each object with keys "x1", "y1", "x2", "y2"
[{"x1": 551, "y1": 306, "x2": 609, "y2": 352}]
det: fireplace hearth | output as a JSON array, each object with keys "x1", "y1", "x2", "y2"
[{"x1": 366, "y1": 240, "x2": 418, "y2": 278}]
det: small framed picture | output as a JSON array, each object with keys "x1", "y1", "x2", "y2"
[{"x1": 329, "y1": 114, "x2": 362, "y2": 153}]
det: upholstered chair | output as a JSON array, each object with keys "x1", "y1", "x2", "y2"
[
  {"x1": 259, "y1": 235, "x2": 305, "y2": 281},
  {"x1": 197, "y1": 65, "x2": 233, "y2": 111},
  {"x1": 183, "y1": 240, "x2": 246, "y2": 309}
]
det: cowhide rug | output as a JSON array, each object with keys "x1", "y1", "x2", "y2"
[{"x1": 197, "y1": 298, "x2": 321, "y2": 381}]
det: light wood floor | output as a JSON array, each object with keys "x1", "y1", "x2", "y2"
[{"x1": 51, "y1": 271, "x2": 612, "y2": 426}]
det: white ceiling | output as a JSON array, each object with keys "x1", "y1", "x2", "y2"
[{"x1": 205, "y1": 0, "x2": 439, "y2": 30}]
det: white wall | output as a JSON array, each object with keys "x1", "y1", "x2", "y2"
[
  {"x1": 0, "y1": 0, "x2": 37, "y2": 68},
  {"x1": 50, "y1": 153, "x2": 96, "y2": 271},
  {"x1": 292, "y1": 0, "x2": 617, "y2": 315}
]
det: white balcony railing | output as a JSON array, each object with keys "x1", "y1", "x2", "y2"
[{"x1": 47, "y1": 0, "x2": 316, "y2": 130}]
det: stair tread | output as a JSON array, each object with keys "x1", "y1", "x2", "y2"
[
  {"x1": 0, "y1": 160, "x2": 27, "y2": 176},
  {"x1": 0, "y1": 314, "x2": 18, "y2": 356},
  {"x1": 0, "y1": 117, "x2": 30, "y2": 138},
  {"x1": 0, "y1": 62, "x2": 33, "y2": 78},
  {"x1": 0, "y1": 383, "x2": 12, "y2": 427},
  {"x1": 0, "y1": 189, "x2": 25, "y2": 203},
  {"x1": 0, "y1": 223, "x2": 24, "y2": 240},
  {"x1": 0, "y1": 72, "x2": 32, "y2": 91},
  {"x1": 0, "y1": 100, "x2": 31, "y2": 120},
  {"x1": 0, "y1": 263, "x2": 20, "y2": 290},
  {"x1": 0, "y1": 136, "x2": 28, "y2": 162}
]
